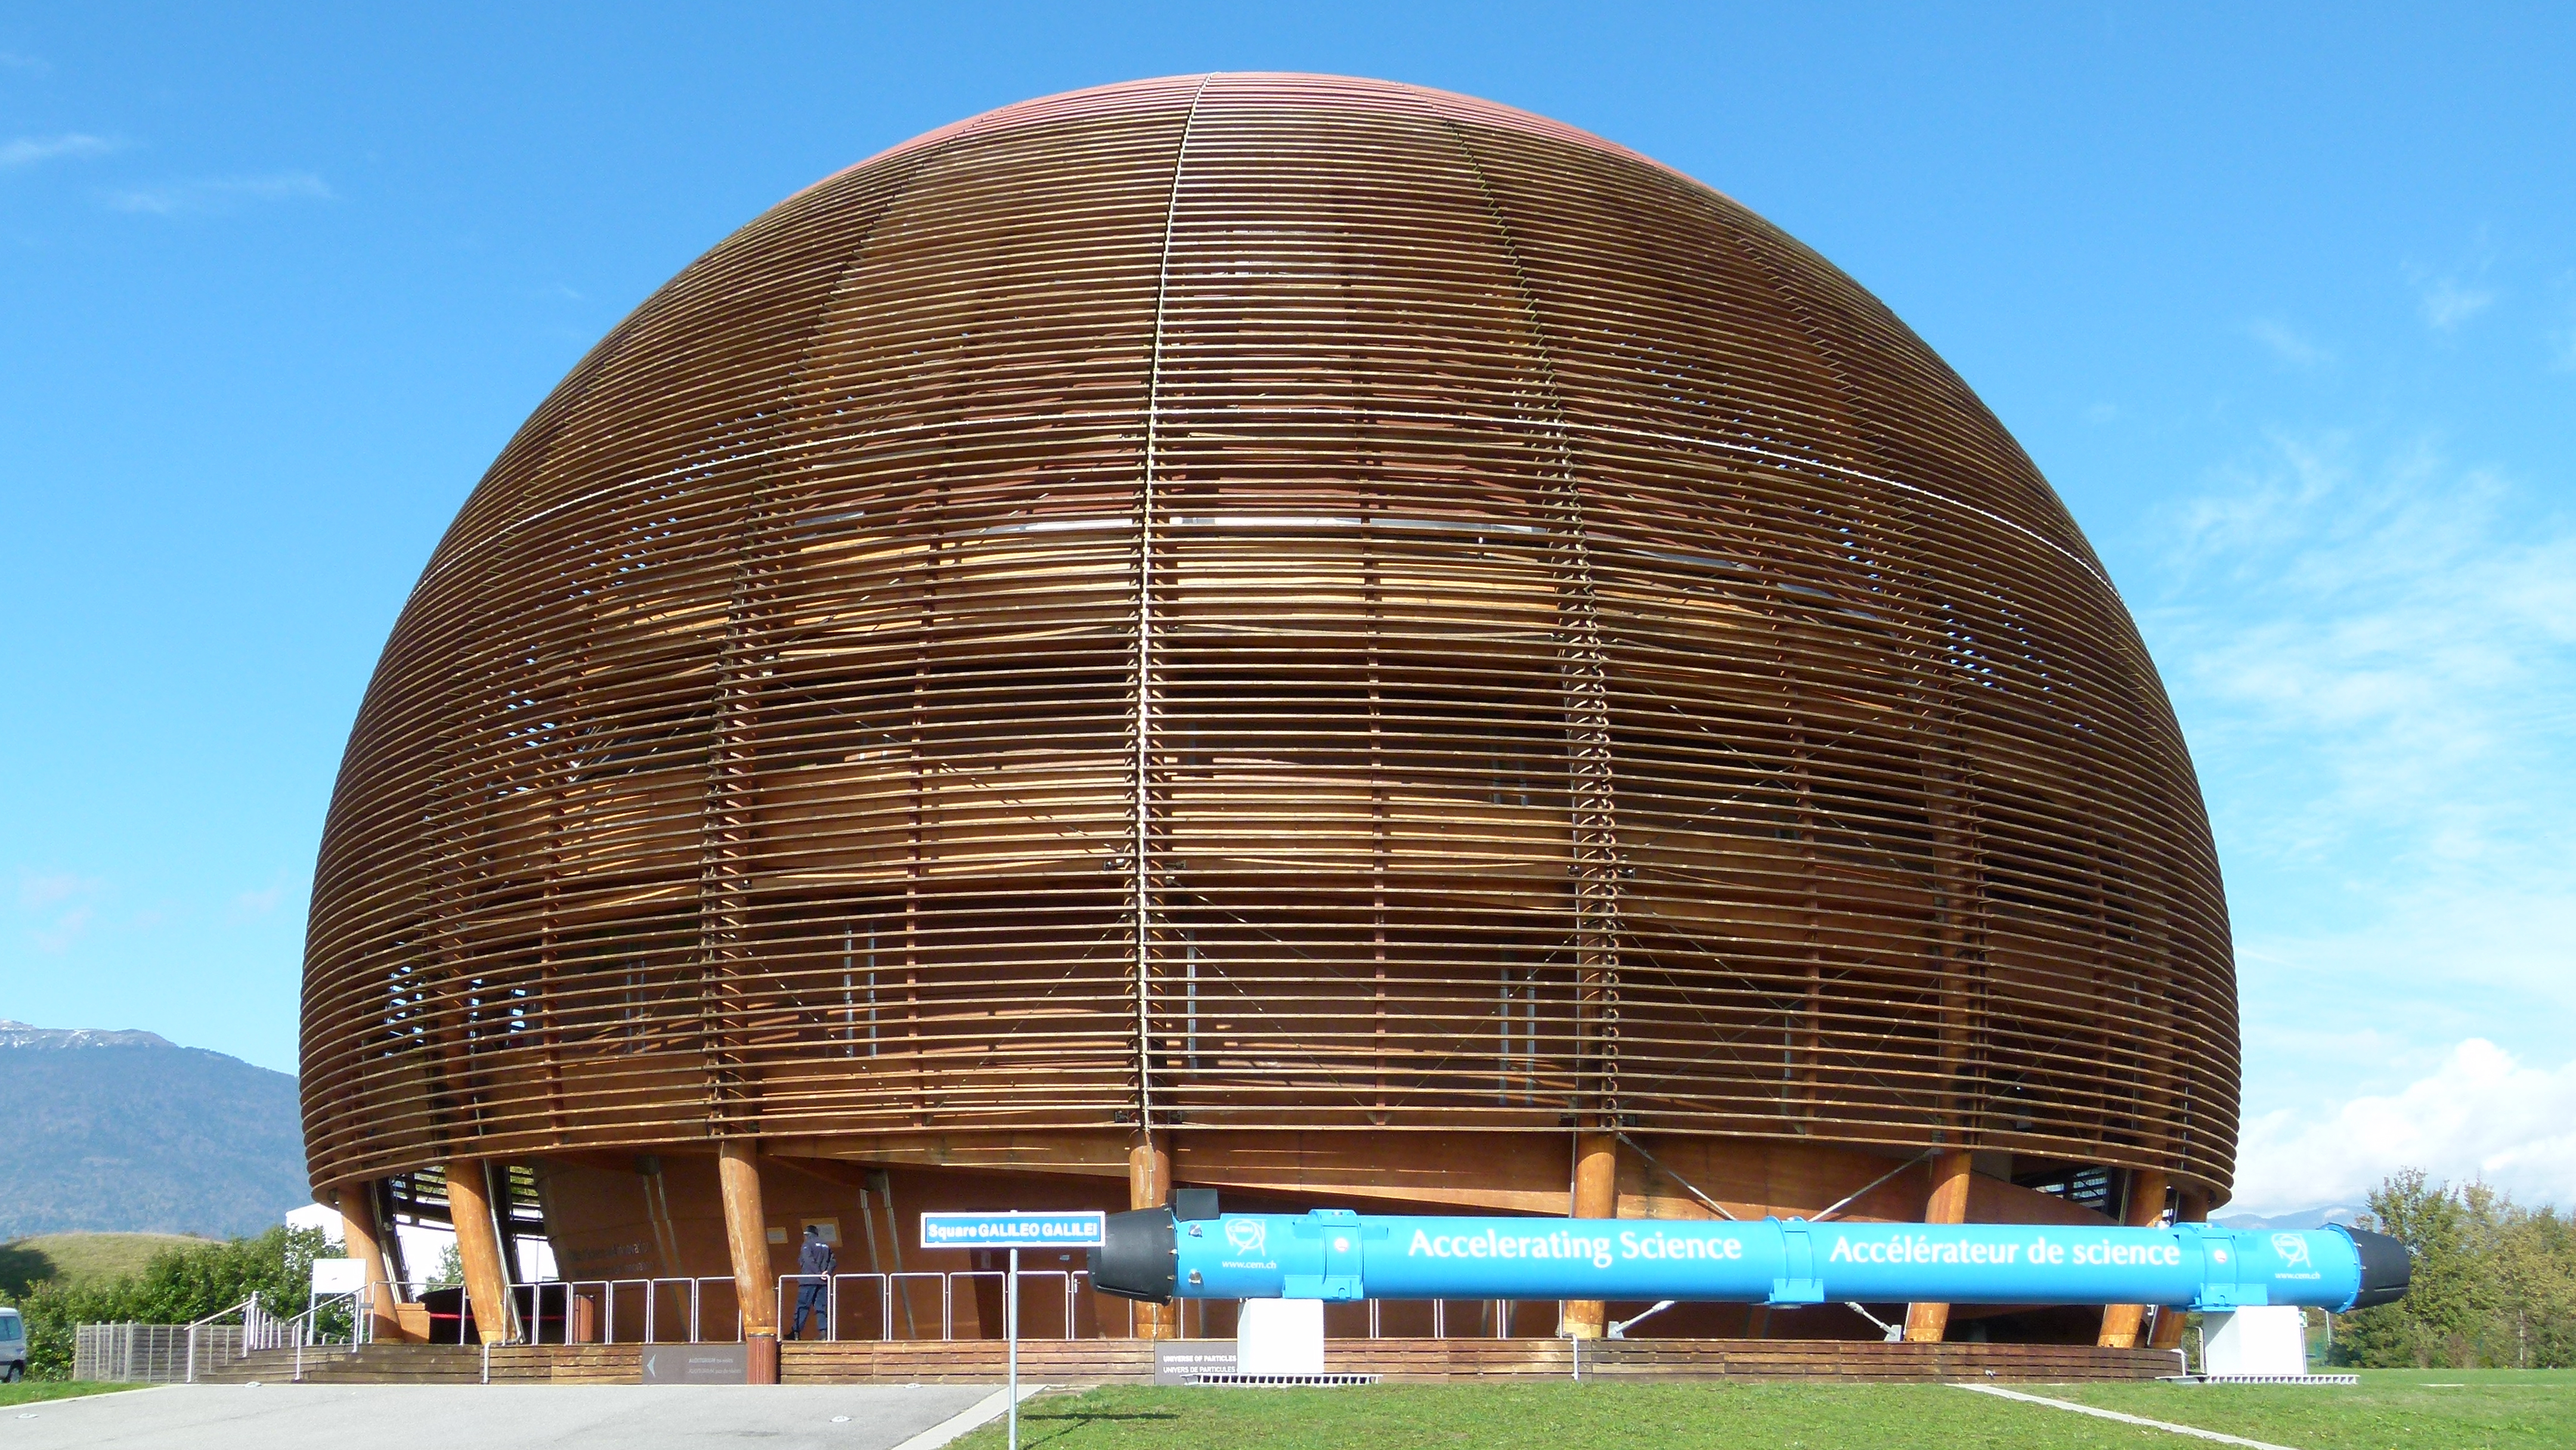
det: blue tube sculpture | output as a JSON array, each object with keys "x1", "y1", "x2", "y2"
[{"x1": 1090, "y1": 1195, "x2": 2409, "y2": 1314}]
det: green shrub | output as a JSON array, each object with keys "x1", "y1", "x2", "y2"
[{"x1": 0, "y1": 1225, "x2": 330, "y2": 1380}]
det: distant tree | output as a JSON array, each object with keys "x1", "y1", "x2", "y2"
[
  {"x1": 428, "y1": 1241, "x2": 464, "y2": 1288},
  {"x1": 2342, "y1": 1169, "x2": 2481, "y2": 1366},
  {"x1": 2487, "y1": 1203, "x2": 2576, "y2": 1369},
  {"x1": 2336, "y1": 1169, "x2": 2576, "y2": 1369}
]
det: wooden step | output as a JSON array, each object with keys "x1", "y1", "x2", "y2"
[{"x1": 197, "y1": 1345, "x2": 485, "y2": 1384}]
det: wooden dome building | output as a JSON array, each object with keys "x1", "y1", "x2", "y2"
[{"x1": 301, "y1": 74, "x2": 2237, "y2": 1356}]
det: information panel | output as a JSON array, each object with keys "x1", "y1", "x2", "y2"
[{"x1": 919, "y1": 1210, "x2": 1107, "y2": 1250}]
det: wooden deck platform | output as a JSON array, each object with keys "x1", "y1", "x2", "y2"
[{"x1": 270, "y1": 1339, "x2": 2184, "y2": 1386}]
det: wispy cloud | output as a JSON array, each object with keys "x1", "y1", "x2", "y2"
[
  {"x1": 2160, "y1": 433, "x2": 2574, "y2": 866},
  {"x1": 2550, "y1": 272, "x2": 2576, "y2": 372},
  {"x1": 1, "y1": 133, "x2": 116, "y2": 169},
  {"x1": 2234, "y1": 1039, "x2": 2576, "y2": 1214},
  {"x1": 2145, "y1": 430, "x2": 2576, "y2": 1161},
  {"x1": 101, "y1": 170, "x2": 331, "y2": 215},
  {"x1": 18, "y1": 872, "x2": 93, "y2": 912},
  {"x1": 2246, "y1": 316, "x2": 2331, "y2": 369},
  {"x1": 32, "y1": 906, "x2": 94, "y2": 954},
  {"x1": 15, "y1": 871, "x2": 105, "y2": 954},
  {"x1": 2419, "y1": 275, "x2": 2497, "y2": 331},
  {"x1": 227, "y1": 869, "x2": 302, "y2": 921}
]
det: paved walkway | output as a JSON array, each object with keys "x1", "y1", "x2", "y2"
[{"x1": 2, "y1": 1383, "x2": 1007, "y2": 1450}]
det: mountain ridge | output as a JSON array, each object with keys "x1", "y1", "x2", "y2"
[
  {"x1": 0, "y1": 1018, "x2": 309, "y2": 1239},
  {"x1": 2212, "y1": 1205, "x2": 2368, "y2": 1231}
]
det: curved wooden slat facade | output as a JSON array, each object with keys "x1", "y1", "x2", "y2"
[{"x1": 301, "y1": 74, "x2": 2238, "y2": 1214}]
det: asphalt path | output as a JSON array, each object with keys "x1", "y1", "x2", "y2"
[{"x1": 1, "y1": 1383, "x2": 1008, "y2": 1450}]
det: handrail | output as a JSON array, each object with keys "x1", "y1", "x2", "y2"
[
  {"x1": 182, "y1": 1293, "x2": 260, "y2": 1384},
  {"x1": 182, "y1": 1293, "x2": 261, "y2": 1333},
  {"x1": 277, "y1": 1289, "x2": 369, "y2": 1380}
]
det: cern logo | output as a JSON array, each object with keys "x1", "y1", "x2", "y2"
[
  {"x1": 2272, "y1": 1234, "x2": 2312, "y2": 1269},
  {"x1": 1225, "y1": 1217, "x2": 1268, "y2": 1257}
]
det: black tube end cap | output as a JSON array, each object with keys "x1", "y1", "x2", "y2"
[
  {"x1": 2338, "y1": 1225, "x2": 2412, "y2": 1309},
  {"x1": 1087, "y1": 1207, "x2": 1176, "y2": 1303}
]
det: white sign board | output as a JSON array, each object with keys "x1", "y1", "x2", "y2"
[
  {"x1": 919, "y1": 1210, "x2": 1106, "y2": 1250},
  {"x1": 310, "y1": 1257, "x2": 366, "y2": 1294}
]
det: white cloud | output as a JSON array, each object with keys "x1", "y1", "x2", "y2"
[
  {"x1": 0, "y1": 133, "x2": 114, "y2": 168},
  {"x1": 13, "y1": 871, "x2": 105, "y2": 953},
  {"x1": 102, "y1": 171, "x2": 331, "y2": 215},
  {"x1": 2145, "y1": 431, "x2": 2576, "y2": 1158},
  {"x1": 228, "y1": 870, "x2": 302, "y2": 921},
  {"x1": 2550, "y1": 274, "x2": 2576, "y2": 372},
  {"x1": 2157, "y1": 433, "x2": 2576, "y2": 870},
  {"x1": 18, "y1": 871, "x2": 92, "y2": 911},
  {"x1": 2234, "y1": 1040, "x2": 2576, "y2": 1214},
  {"x1": 2246, "y1": 317, "x2": 2331, "y2": 369},
  {"x1": 32, "y1": 904, "x2": 93, "y2": 954},
  {"x1": 2420, "y1": 276, "x2": 2497, "y2": 331}
]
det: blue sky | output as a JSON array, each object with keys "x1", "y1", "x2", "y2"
[{"x1": 4, "y1": 4, "x2": 2569, "y2": 1214}]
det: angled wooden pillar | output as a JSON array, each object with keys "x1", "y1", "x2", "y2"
[
  {"x1": 444, "y1": 1159, "x2": 515, "y2": 1345},
  {"x1": 335, "y1": 1180, "x2": 401, "y2": 1341},
  {"x1": 719, "y1": 1141, "x2": 779, "y2": 1383},
  {"x1": 1902, "y1": 1148, "x2": 1975, "y2": 1343},
  {"x1": 1562, "y1": 1133, "x2": 1619, "y2": 1338},
  {"x1": 2148, "y1": 1185, "x2": 2210, "y2": 1350},
  {"x1": 2098, "y1": 1167, "x2": 2171, "y2": 1347},
  {"x1": 1130, "y1": 1131, "x2": 1176, "y2": 1339}
]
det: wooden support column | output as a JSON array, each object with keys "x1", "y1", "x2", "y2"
[
  {"x1": 719, "y1": 1141, "x2": 779, "y2": 1383},
  {"x1": 1901, "y1": 1148, "x2": 1975, "y2": 1343},
  {"x1": 335, "y1": 1181, "x2": 401, "y2": 1341},
  {"x1": 2098, "y1": 1167, "x2": 2171, "y2": 1347},
  {"x1": 2148, "y1": 1185, "x2": 2210, "y2": 1350},
  {"x1": 1561, "y1": 1133, "x2": 1619, "y2": 1338},
  {"x1": 1130, "y1": 1131, "x2": 1176, "y2": 1340},
  {"x1": 444, "y1": 1159, "x2": 515, "y2": 1345}
]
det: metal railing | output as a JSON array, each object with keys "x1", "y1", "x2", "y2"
[
  {"x1": 182, "y1": 1294, "x2": 264, "y2": 1383},
  {"x1": 324, "y1": 1274, "x2": 1544, "y2": 1350},
  {"x1": 772, "y1": 1269, "x2": 1096, "y2": 1343},
  {"x1": 275, "y1": 1289, "x2": 370, "y2": 1380}
]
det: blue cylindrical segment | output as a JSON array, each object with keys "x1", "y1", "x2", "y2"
[{"x1": 1173, "y1": 1210, "x2": 2371, "y2": 1312}]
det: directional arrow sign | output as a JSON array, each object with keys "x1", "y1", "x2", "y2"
[{"x1": 919, "y1": 1210, "x2": 1107, "y2": 1250}]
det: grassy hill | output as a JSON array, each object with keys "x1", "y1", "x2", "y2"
[{"x1": 0, "y1": 1231, "x2": 217, "y2": 1295}]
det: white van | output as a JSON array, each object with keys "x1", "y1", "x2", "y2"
[{"x1": 0, "y1": 1305, "x2": 24, "y2": 1381}]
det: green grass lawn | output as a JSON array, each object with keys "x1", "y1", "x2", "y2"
[
  {"x1": 955, "y1": 1372, "x2": 2576, "y2": 1449},
  {"x1": 0, "y1": 1232, "x2": 215, "y2": 1293},
  {"x1": 2063, "y1": 1370, "x2": 2575, "y2": 1449},
  {"x1": 0, "y1": 1381, "x2": 140, "y2": 1408}
]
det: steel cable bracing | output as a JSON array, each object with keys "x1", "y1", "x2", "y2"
[{"x1": 301, "y1": 75, "x2": 2237, "y2": 1203}]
